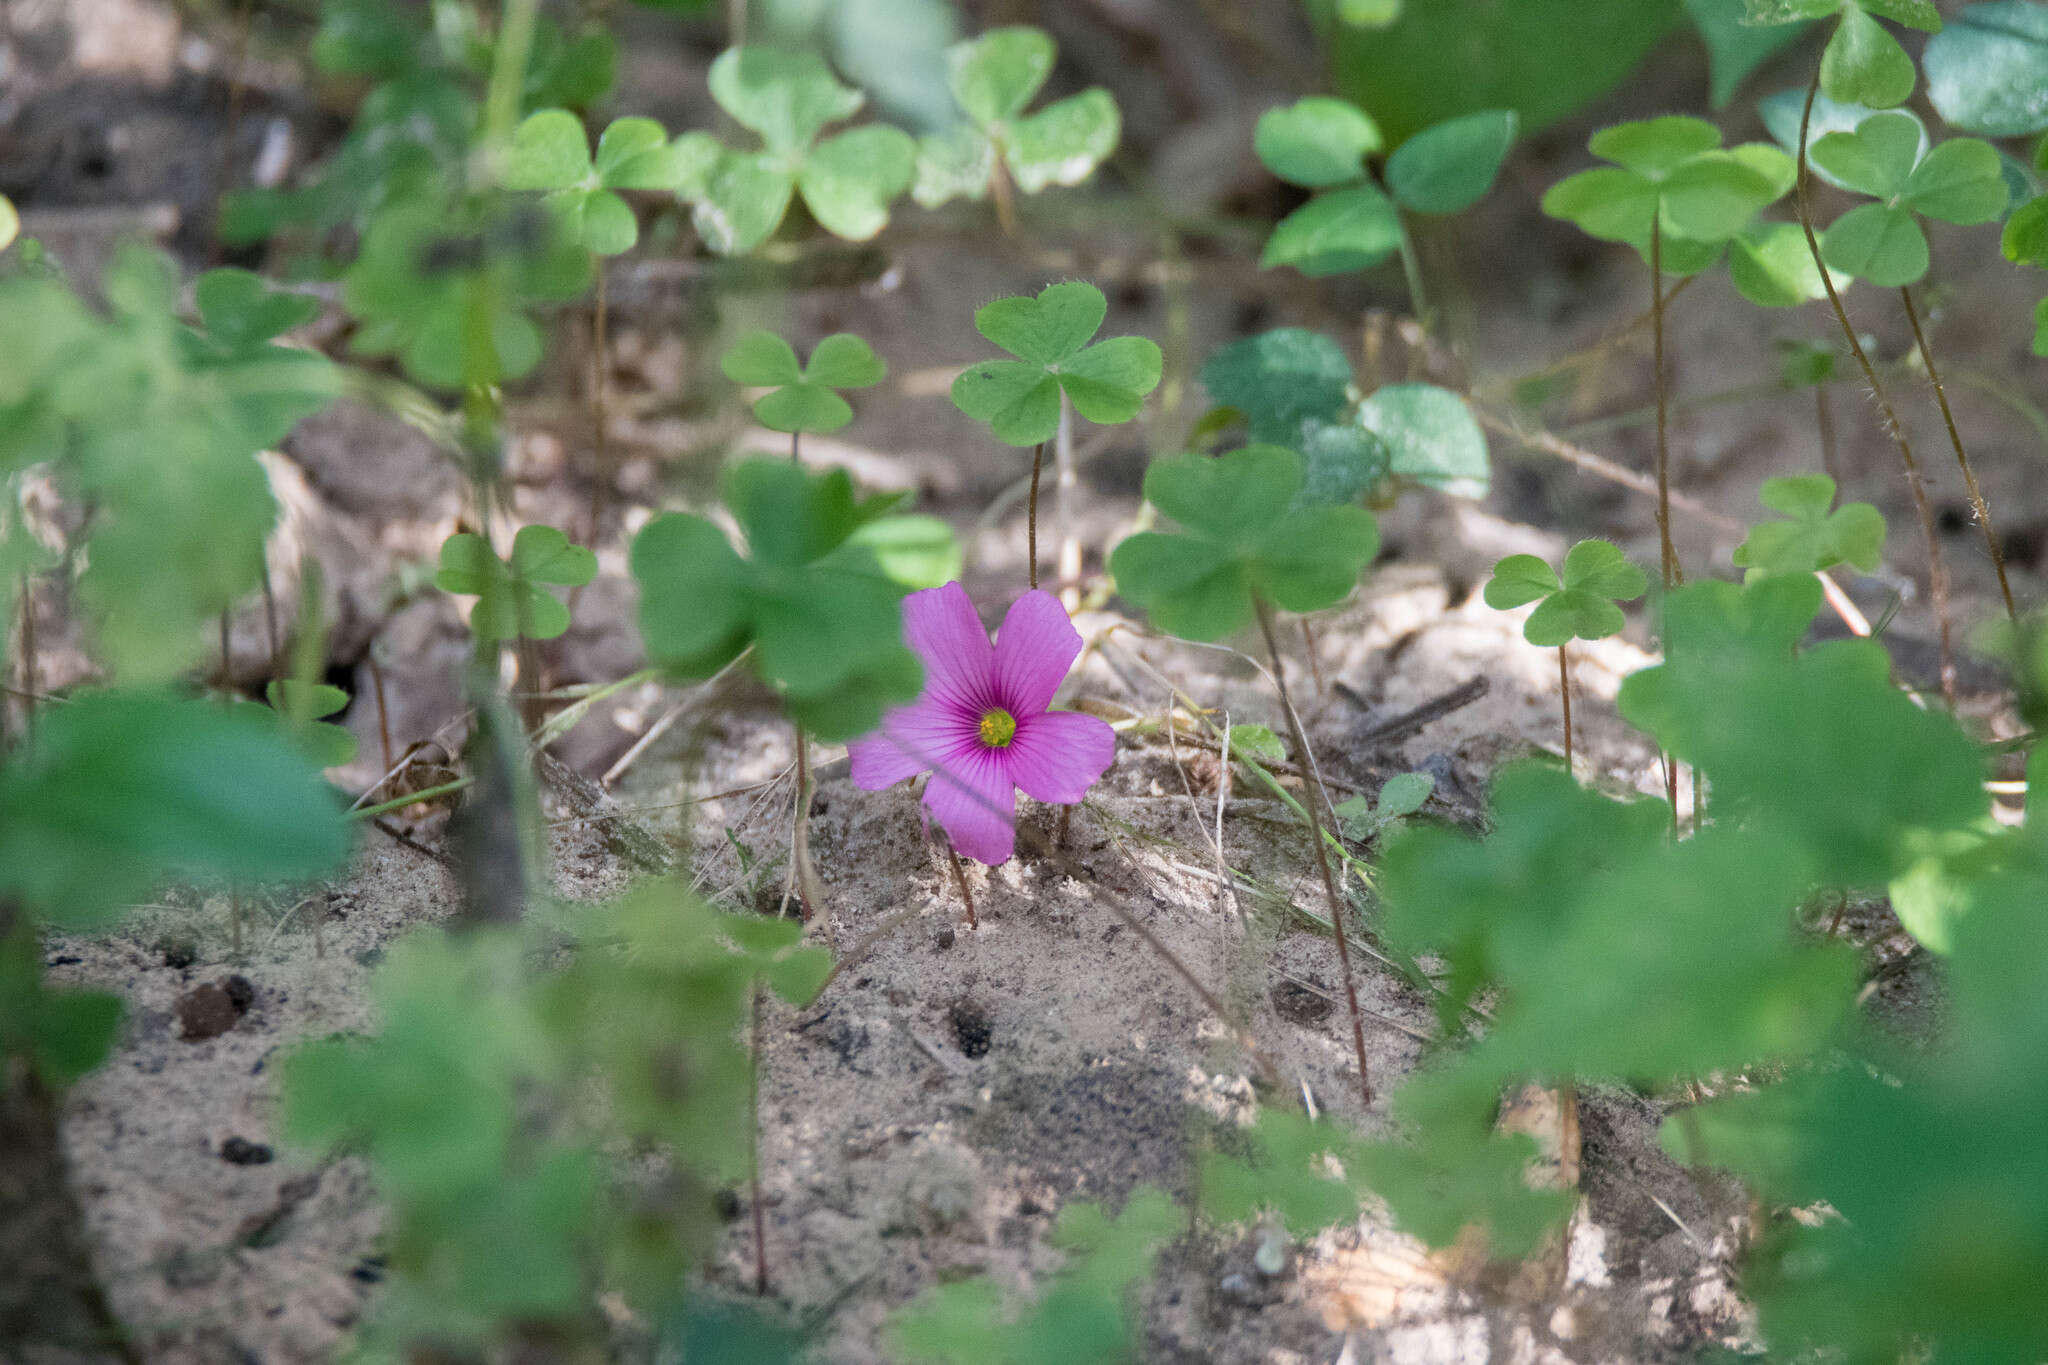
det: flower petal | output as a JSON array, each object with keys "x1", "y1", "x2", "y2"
[
  {"x1": 904, "y1": 581, "x2": 996, "y2": 712},
  {"x1": 848, "y1": 695, "x2": 977, "y2": 790},
  {"x1": 1006, "y1": 709, "x2": 1116, "y2": 805},
  {"x1": 922, "y1": 745, "x2": 1018, "y2": 865},
  {"x1": 991, "y1": 589, "x2": 1083, "y2": 716}
]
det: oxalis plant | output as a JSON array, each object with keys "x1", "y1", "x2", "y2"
[{"x1": 1483, "y1": 540, "x2": 1648, "y2": 771}]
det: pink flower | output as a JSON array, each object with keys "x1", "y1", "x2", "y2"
[{"x1": 849, "y1": 582, "x2": 1116, "y2": 865}]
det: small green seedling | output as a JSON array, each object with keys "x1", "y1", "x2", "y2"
[
  {"x1": 436, "y1": 524, "x2": 599, "y2": 643},
  {"x1": 1110, "y1": 444, "x2": 1380, "y2": 642},
  {"x1": 1808, "y1": 111, "x2": 2008, "y2": 285},
  {"x1": 1740, "y1": 0, "x2": 1942, "y2": 109},
  {"x1": 684, "y1": 46, "x2": 917, "y2": 254},
  {"x1": 630, "y1": 459, "x2": 926, "y2": 740},
  {"x1": 913, "y1": 26, "x2": 1120, "y2": 230},
  {"x1": 1335, "y1": 770, "x2": 1436, "y2": 843},
  {"x1": 262, "y1": 679, "x2": 360, "y2": 769},
  {"x1": 952, "y1": 280, "x2": 1161, "y2": 587},
  {"x1": 950, "y1": 281, "x2": 1162, "y2": 446},
  {"x1": 1484, "y1": 539, "x2": 1647, "y2": 770},
  {"x1": 503, "y1": 110, "x2": 707, "y2": 254},
  {"x1": 722, "y1": 330, "x2": 886, "y2": 445},
  {"x1": 1732, "y1": 474, "x2": 1886, "y2": 580},
  {"x1": 1254, "y1": 95, "x2": 1516, "y2": 276}
]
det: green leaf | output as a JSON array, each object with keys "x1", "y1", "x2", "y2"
[
  {"x1": 1589, "y1": 116, "x2": 1723, "y2": 176},
  {"x1": 1261, "y1": 184, "x2": 1403, "y2": 274},
  {"x1": 1809, "y1": 110, "x2": 1922, "y2": 198},
  {"x1": 510, "y1": 524, "x2": 598, "y2": 587},
  {"x1": 805, "y1": 332, "x2": 886, "y2": 388},
  {"x1": 1562, "y1": 537, "x2": 1650, "y2": 599},
  {"x1": 1900, "y1": 137, "x2": 2010, "y2": 224},
  {"x1": 1732, "y1": 473, "x2": 1887, "y2": 578},
  {"x1": 798, "y1": 124, "x2": 918, "y2": 240},
  {"x1": 194, "y1": 269, "x2": 320, "y2": 349},
  {"x1": 1338, "y1": 0, "x2": 1403, "y2": 24},
  {"x1": 1729, "y1": 220, "x2": 1833, "y2": 305},
  {"x1": 1483, "y1": 554, "x2": 1562, "y2": 609},
  {"x1": 691, "y1": 152, "x2": 796, "y2": 255},
  {"x1": 1821, "y1": 200, "x2": 1928, "y2": 285},
  {"x1": 1386, "y1": 109, "x2": 1518, "y2": 214},
  {"x1": 1109, "y1": 445, "x2": 1379, "y2": 640},
  {"x1": 948, "y1": 25, "x2": 1054, "y2": 125},
  {"x1": 2004, "y1": 192, "x2": 2048, "y2": 265},
  {"x1": 631, "y1": 515, "x2": 754, "y2": 675},
  {"x1": 1858, "y1": 0, "x2": 1942, "y2": 31},
  {"x1": 1821, "y1": 6, "x2": 1918, "y2": 108},
  {"x1": 1742, "y1": 0, "x2": 1840, "y2": 24},
  {"x1": 1687, "y1": 0, "x2": 1811, "y2": 106},
  {"x1": 722, "y1": 330, "x2": 804, "y2": 387},
  {"x1": 0, "y1": 691, "x2": 349, "y2": 929},
  {"x1": 504, "y1": 109, "x2": 594, "y2": 191},
  {"x1": 1376, "y1": 770, "x2": 1436, "y2": 819},
  {"x1": 913, "y1": 123, "x2": 997, "y2": 207},
  {"x1": 975, "y1": 280, "x2": 1106, "y2": 365},
  {"x1": 841, "y1": 514, "x2": 963, "y2": 589},
  {"x1": 1356, "y1": 382, "x2": 1489, "y2": 497},
  {"x1": 1254, "y1": 97, "x2": 1384, "y2": 188},
  {"x1": 1200, "y1": 328, "x2": 1354, "y2": 447},
  {"x1": 1759, "y1": 90, "x2": 1926, "y2": 191},
  {"x1": 1619, "y1": 578, "x2": 1983, "y2": 887},
  {"x1": 1659, "y1": 150, "x2": 1788, "y2": 239},
  {"x1": 1543, "y1": 166, "x2": 1661, "y2": 244},
  {"x1": 1298, "y1": 421, "x2": 1390, "y2": 505},
  {"x1": 708, "y1": 46, "x2": 863, "y2": 155},
  {"x1": 1201, "y1": 1108, "x2": 1364, "y2": 1236},
  {"x1": 952, "y1": 283, "x2": 1158, "y2": 444},
  {"x1": 1006, "y1": 89, "x2": 1120, "y2": 194},
  {"x1": 593, "y1": 117, "x2": 675, "y2": 188},
  {"x1": 1925, "y1": 1, "x2": 2048, "y2": 136}
]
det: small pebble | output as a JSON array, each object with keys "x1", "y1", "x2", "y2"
[{"x1": 220, "y1": 1137, "x2": 273, "y2": 1166}]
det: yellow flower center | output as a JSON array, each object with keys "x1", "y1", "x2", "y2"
[{"x1": 977, "y1": 707, "x2": 1017, "y2": 748}]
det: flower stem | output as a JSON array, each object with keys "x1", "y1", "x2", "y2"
[
  {"x1": 1815, "y1": 385, "x2": 1839, "y2": 485},
  {"x1": 1055, "y1": 392, "x2": 1079, "y2": 601},
  {"x1": 791, "y1": 726, "x2": 822, "y2": 920},
  {"x1": 583, "y1": 266, "x2": 612, "y2": 548},
  {"x1": 1559, "y1": 644, "x2": 1573, "y2": 773},
  {"x1": 1794, "y1": 67, "x2": 1956, "y2": 706},
  {"x1": 1900, "y1": 285, "x2": 2016, "y2": 623},
  {"x1": 1026, "y1": 440, "x2": 1045, "y2": 590},
  {"x1": 1299, "y1": 619, "x2": 1326, "y2": 697},
  {"x1": 17, "y1": 572, "x2": 36, "y2": 743},
  {"x1": 1253, "y1": 595, "x2": 1373, "y2": 1108},
  {"x1": 944, "y1": 842, "x2": 978, "y2": 930}
]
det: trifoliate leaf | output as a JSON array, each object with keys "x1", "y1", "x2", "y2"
[
  {"x1": 1255, "y1": 96, "x2": 1384, "y2": 188},
  {"x1": 951, "y1": 282, "x2": 1160, "y2": 445},
  {"x1": 1484, "y1": 540, "x2": 1645, "y2": 648},
  {"x1": 726, "y1": 331, "x2": 885, "y2": 434},
  {"x1": 1926, "y1": 1, "x2": 2048, "y2": 136},
  {"x1": 912, "y1": 26, "x2": 1120, "y2": 211},
  {"x1": 1732, "y1": 473, "x2": 1887, "y2": 579},
  {"x1": 1356, "y1": 382, "x2": 1489, "y2": 497},
  {"x1": 1385, "y1": 109, "x2": 1518, "y2": 214},
  {"x1": 1109, "y1": 445, "x2": 1379, "y2": 640},
  {"x1": 436, "y1": 526, "x2": 596, "y2": 643}
]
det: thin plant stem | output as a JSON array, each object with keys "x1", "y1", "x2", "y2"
[
  {"x1": 1026, "y1": 440, "x2": 1045, "y2": 590},
  {"x1": 368, "y1": 653, "x2": 394, "y2": 785},
  {"x1": 18, "y1": 573, "x2": 36, "y2": 743},
  {"x1": 945, "y1": 842, "x2": 978, "y2": 930},
  {"x1": 1650, "y1": 215, "x2": 1677, "y2": 589},
  {"x1": 1900, "y1": 285, "x2": 2016, "y2": 622},
  {"x1": 790, "y1": 429, "x2": 800, "y2": 464},
  {"x1": 483, "y1": 0, "x2": 542, "y2": 153},
  {"x1": 1559, "y1": 645, "x2": 1573, "y2": 773},
  {"x1": 1795, "y1": 68, "x2": 1956, "y2": 706},
  {"x1": 791, "y1": 725, "x2": 821, "y2": 920},
  {"x1": 1816, "y1": 385, "x2": 1839, "y2": 485},
  {"x1": 1395, "y1": 212, "x2": 1431, "y2": 333},
  {"x1": 1253, "y1": 596, "x2": 1373, "y2": 1107},
  {"x1": 583, "y1": 266, "x2": 612, "y2": 549},
  {"x1": 990, "y1": 152, "x2": 1018, "y2": 237},
  {"x1": 1300, "y1": 619, "x2": 1326, "y2": 696},
  {"x1": 1055, "y1": 393, "x2": 1080, "y2": 601},
  {"x1": 749, "y1": 983, "x2": 769, "y2": 1296}
]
